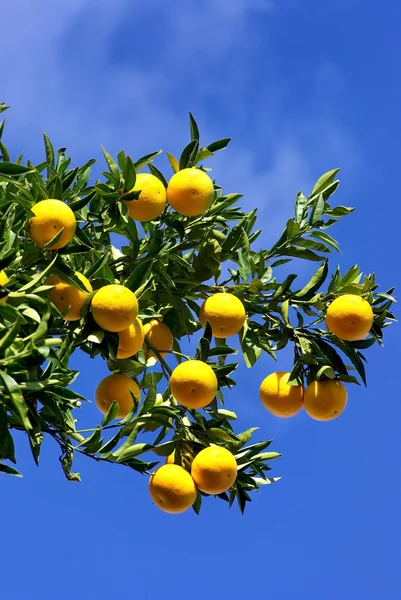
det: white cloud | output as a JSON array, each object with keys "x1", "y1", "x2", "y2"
[{"x1": 2, "y1": 0, "x2": 359, "y2": 228}]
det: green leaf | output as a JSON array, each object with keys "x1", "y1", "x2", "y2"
[
  {"x1": 196, "y1": 147, "x2": 214, "y2": 162},
  {"x1": 101, "y1": 401, "x2": 120, "y2": 426},
  {"x1": 0, "y1": 463, "x2": 22, "y2": 477},
  {"x1": 0, "y1": 316, "x2": 21, "y2": 352},
  {"x1": 43, "y1": 132, "x2": 55, "y2": 173},
  {"x1": 166, "y1": 152, "x2": 179, "y2": 173},
  {"x1": 134, "y1": 150, "x2": 162, "y2": 172},
  {"x1": 209, "y1": 346, "x2": 237, "y2": 357},
  {"x1": 325, "y1": 205, "x2": 354, "y2": 217},
  {"x1": 309, "y1": 193, "x2": 325, "y2": 224},
  {"x1": 116, "y1": 443, "x2": 152, "y2": 462},
  {"x1": 179, "y1": 140, "x2": 199, "y2": 170},
  {"x1": 283, "y1": 246, "x2": 323, "y2": 261},
  {"x1": 237, "y1": 251, "x2": 251, "y2": 282},
  {"x1": 148, "y1": 163, "x2": 168, "y2": 188},
  {"x1": 125, "y1": 260, "x2": 154, "y2": 293},
  {"x1": 123, "y1": 156, "x2": 136, "y2": 192},
  {"x1": 189, "y1": 112, "x2": 200, "y2": 141},
  {"x1": 310, "y1": 169, "x2": 340, "y2": 197},
  {"x1": 295, "y1": 191, "x2": 307, "y2": 223},
  {"x1": 0, "y1": 140, "x2": 10, "y2": 161},
  {"x1": 192, "y1": 490, "x2": 202, "y2": 515},
  {"x1": 101, "y1": 146, "x2": 120, "y2": 183},
  {"x1": 0, "y1": 162, "x2": 33, "y2": 175},
  {"x1": 296, "y1": 260, "x2": 328, "y2": 299},
  {"x1": 0, "y1": 405, "x2": 16, "y2": 462},
  {"x1": 19, "y1": 254, "x2": 58, "y2": 292},
  {"x1": 207, "y1": 138, "x2": 231, "y2": 152},
  {"x1": 281, "y1": 299, "x2": 290, "y2": 326},
  {"x1": 0, "y1": 371, "x2": 31, "y2": 431}
]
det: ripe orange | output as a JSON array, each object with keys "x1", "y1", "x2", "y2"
[
  {"x1": 149, "y1": 464, "x2": 197, "y2": 514},
  {"x1": 326, "y1": 294, "x2": 374, "y2": 341},
  {"x1": 169, "y1": 360, "x2": 218, "y2": 409},
  {"x1": 200, "y1": 292, "x2": 246, "y2": 338},
  {"x1": 96, "y1": 374, "x2": 140, "y2": 419},
  {"x1": 0, "y1": 270, "x2": 9, "y2": 303},
  {"x1": 191, "y1": 446, "x2": 237, "y2": 495},
  {"x1": 167, "y1": 168, "x2": 214, "y2": 216},
  {"x1": 47, "y1": 272, "x2": 92, "y2": 321},
  {"x1": 91, "y1": 284, "x2": 138, "y2": 332},
  {"x1": 304, "y1": 379, "x2": 347, "y2": 421},
  {"x1": 27, "y1": 199, "x2": 76, "y2": 250},
  {"x1": 122, "y1": 173, "x2": 166, "y2": 222},
  {"x1": 117, "y1": 317, "x2": 145, "y2": 359},
  {"x1": 143, "y1": 319, "x2": 173, "y2": 359},
  {"x1": 259, "y1": 372, "x2": 304, "y2": 418}
]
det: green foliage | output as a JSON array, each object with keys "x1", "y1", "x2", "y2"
[{"x1": 0, "y1": 107, "x2": 396, "y2": 513}]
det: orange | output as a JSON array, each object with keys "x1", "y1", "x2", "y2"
[
  {"x1": 167, "y1": 168, "x2": 214, "y2": 217},
  {"x1": 169, "y1": 360, "x2": 218, "y2": 409},
  {"x1": 122, "y1": 173, "x2": 166, "y2": 222},
  {"x1": 149, "y1": 464, "x2": 197, "y2": 514},
  {"x1": 117, "y1": 318, "x2": 145, "y2": 359},
  {"x1": 304, "y1": 379, "x2": 347, "y2": 421},
  {"x1": 27, "y1": 199, "x2": 76, "y2": 250},
  {"x1": 47, "y1": 272, "x2": 92, "y2": 321},
  {"x1": 91, "y1": 284, "x2": 138, "y2": 332},
  {"x1": 191, "y1": 446, "x2": 237, "y2": 495},
  {"x1": 200, "y1": 292, "x2": 246, "y2": 338},
  {"x1": 259, "y1": 372, "x2": 304, "y2": 418},
  {"x1": 326, "y1": 294, "x2": 373, "y2": 341},
  {"x1": 0, "y1": 270, "x2": 9, "y2": 303},
  {"x1": 95, "y1": 374, "x2": 140, "y2": 419},
  {"x1": 143, "y1": 319, "x2": 173, "y2": 359}
]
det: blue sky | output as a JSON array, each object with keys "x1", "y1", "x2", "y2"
[{"x1": 2, "y1": 1, "x2": 401, "y2": 599}]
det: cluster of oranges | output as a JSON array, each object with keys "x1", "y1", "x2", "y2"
[{"x1": 0, "y1": 165, "x2": 376, "y2": 514}]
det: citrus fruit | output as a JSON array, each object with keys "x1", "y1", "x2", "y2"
[
  {"x1": 191, "y1": 446, "x2": 237, "y2": 495},
  {"x1": 47, "y1": 272, "x2": 92, "y2": 321},
  {"x1": 0, "y1": 270, "x2": 9, "y2": 303},
  {"x1": 117, "y1": 317, "x2": 145, "y2": 359},
  {"x1": 259, "y1": 372, "x2": 304, "y2": 418},
  {"x1": 96, "y1": 374, "x2": 140, "y2": 419},
  {"x1": 122, "y1": 173, "x2": 166, "y2": 222},
  {"x1": 27, "y1": 199, "x2": 76, "y2": 250},
  {"x1": 167, "y1": 168, "x2": 214, "y2": 217},
  {"x1": 169, "y1": 360, "x2": 218, "y2": 409},
  {"x1": 304, "y1": 379, "x2": 347, "y2": 421},
  {"x1": 149, "y1": 464, "x2": 197, "y2": 514},
  {"x1": 91, "y1": 284, "x2": 138, "y2": 332},
  {"x1": 200, "y1": 292, "x2": 246, "y2": 338},
  {"x1": 326, "y1": 294, "x2": 374, "y2": 341},
  {"x1": 143, "y1": 319, "x2": 173, "y2": 359}
]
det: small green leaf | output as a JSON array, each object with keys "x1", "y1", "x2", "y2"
[
  {"x1": 0, "y1": 463, "x2": 22, "y2": 477},
  {"x1": 309, "y1": 193, "x2": 325, "y2": 224},
  {"x1": 207, "y1": 138, "x2": 231, "y2": 152},
  {"x1": 179, "y1": 140, "x2": 199, "y2": 170},
  {"x1": 295, "y1": 191, "x2": 307, "y2": 223},
  {"x1": 0, "y1": 371, "x2": 31, "y2": 431},
  {"x1": 101, "y1": 401, "x2": 120, "y2": 426},
  {"x1": 296, "y1": 260, "x2": 328, "y2": 299},
  {"x1": 43, "y1": 132, "x2": 55, "y2": 172},
  {"x1": 310, "y1": 168, "x2": 340, "y2": 197},
  {"x1": 166, "y1": 152, "x2": 179, "y2": 173},
  {"x1": 189, "y1": 112, "x2": 200, "y2": 141},
  {"x1": 123, "y1": 156, "x2": 136, "y2": 192},
  {"x1": 0, "y1": 162, "x2": 34, "y2": 175},
  {"x1": 101, "y1": 146, "x2": 120, "y2": 183}
]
